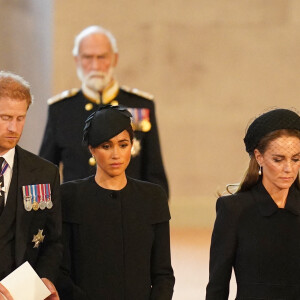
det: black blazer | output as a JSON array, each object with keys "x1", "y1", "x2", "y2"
[
  {"x1": 206, "y1": 182, "x2": 300, "y2": 300},
  {"x1": 14, "y1": 145, "x2": 62, "y2": 283}
]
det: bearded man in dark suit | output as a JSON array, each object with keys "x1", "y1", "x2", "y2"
[{"x1": 0, "y1": 71, "x2": 62, "y2": 300}]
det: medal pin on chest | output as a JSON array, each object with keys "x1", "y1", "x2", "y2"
[{"x1": 32, "y1": 229, "x2": 45, "y2": 248}]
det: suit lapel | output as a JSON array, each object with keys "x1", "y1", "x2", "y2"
[{"x1": 14, "y1": 146, "x2": 39, "y2": 266}]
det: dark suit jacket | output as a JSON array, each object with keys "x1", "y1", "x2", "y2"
[
  {"x1": 14, "y1": 145, "x2": 62, "y2": 283},
  {"x1": 39, "y1": 87, "x2": 169, "y2": 197},
  {"x1": 206, "y1": 182, "x2": 300, "y2": 300}
]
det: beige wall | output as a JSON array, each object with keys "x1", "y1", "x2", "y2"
[
  {"x1": 2, "y1": 1, "x2": 300, "y2": 228},
  {"x1": 53, "y1": 0, "x2": 300, "y2": 227},
  {"x1": 0, "y1": 0, "x2": 53, "y2": 154}
]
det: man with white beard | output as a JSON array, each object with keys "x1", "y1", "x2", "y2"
[{"x1": 39, "y1": 26, "x2": 169, "y2": 197}]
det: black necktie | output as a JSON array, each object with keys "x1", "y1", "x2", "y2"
[{"x1": 0, "y1": 157, "x2": 5, "y2": 215}]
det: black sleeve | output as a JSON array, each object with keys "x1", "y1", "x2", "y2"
[
  {"x1": 150, "y1": 221, "x2": 175, "y2": 300},
  {"x1": 56, "y1": 183, "x2": 89, "y2": 300},
  {"x1": 39, "y1": 106, "x2": 61, "y2": 166},
  {"x1": 143, "y1": 100, "x2": 169, "y2": 198},
  {"x1": 149, "y1": 185, "x2": 174, "y2": 299},
  {"x1": 56, "y1": 222, "x2": 88, "y2": 300},
  {"x1": 206, "y1": 197, "x2": 237, "y2": 300}
]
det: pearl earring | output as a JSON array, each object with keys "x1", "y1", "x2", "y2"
[{"x1": 258, "y1": 165, "x2": 262, "y2": 175}]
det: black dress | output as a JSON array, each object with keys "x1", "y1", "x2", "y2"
[
  {"x1": 57, "y1": 176, "x2": 174, "y2": 300},
  {"x1": 206, "y1": 182, "x2": 300, "y2": 299}
]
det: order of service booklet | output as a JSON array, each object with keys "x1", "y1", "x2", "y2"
[{"x1": 0, "y1": 261, "x2": 51, "y2": 300}]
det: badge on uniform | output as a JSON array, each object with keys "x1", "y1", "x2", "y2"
[
  {"x1": 22, "y1": 184, "x2": 53, "y2": 211},
  {"x1": 127, "y1": 108, "x2": 152, "y2": 132},
  {"x1": 32, "y1": 229, "x2": 45, "y2": 248}
]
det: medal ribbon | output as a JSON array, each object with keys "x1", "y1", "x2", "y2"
[
  {"x1": 30, "y1": 184, "x2": 38, "y2": 205},
  {"x1": 45, "y1": 184, "x2": 51, "y2": 201},
  {"x1": 142, "y1": 108, "x2": 150, "y2": 121},
  {"x1": 26, "y1": 185, "x2": 32, "y2": 204},
  {"x1": 22, "y1": 186, "x2": 30, "y2": 208},
  {"x1": 134, "y1": 108, "x2": 138, "y2": 122},
  {"x1": 22, "y1": 186, "x2": 26, "y2": 198},
  {"x1": 42, "y1": 183, "x2": 47, "y2": 202},
  {"x1": 37, "y1": 184, "x2": 42, "y2": 203},
  {"x1": 138, "y1": 108, "x2": 142, "y2": 121}
]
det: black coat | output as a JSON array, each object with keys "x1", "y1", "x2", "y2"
[
  {"x1": 39, "y1": 87, "x2": 169, "y2": 197},
  {"x1": 10, "y1": 146, "x2": 62, "y2": 282},
  {"x1": 57, "y1": 176, "x2": 174, "y2": 300},
  {"x1": 206, "y1": 182, "x2": 300, "y2": 300}
]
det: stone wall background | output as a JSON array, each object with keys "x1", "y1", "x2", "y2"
[
  {"x1": 0, "y1": 0, "x2": 52, "y2": 155},
  {"x1": 1, "y1": 0, "x2": 300, "y2": 227}
]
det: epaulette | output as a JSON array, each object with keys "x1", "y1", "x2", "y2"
[
  {"x1": 47, "y1": 88, "x2": 80, "y2": 105},
  {"x1": 121, "y1": 85, "x2": 154, "y2": 100}
]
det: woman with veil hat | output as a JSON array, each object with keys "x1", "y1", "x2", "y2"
[{"x1": 206, "y1": 108, "x2": 300, "y2": 299}]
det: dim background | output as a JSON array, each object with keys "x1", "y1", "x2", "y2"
[{"x1": 0, "y1": 1, "x2": 299, "y2": 298}]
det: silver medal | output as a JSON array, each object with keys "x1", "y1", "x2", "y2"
[
  {"x1": 39, "y1": 200, "x2": 46, "y2": 210},
  {"x1": 25, "y1": 200, "x2": 32, "y2": 211},
  {"x1": 24, "y1": 196, "x2": 32, "y2": 211},
  {"x1": 46, "y1": 196, "x2": 53, "y2": 209},
  {"x1": 46, "y1": 200, "x2": 53, "y2": 209}
]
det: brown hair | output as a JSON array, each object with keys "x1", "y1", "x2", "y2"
[
  {"x1": 126, "y1": 125, "x2": 134, "y2": 143},
  {"x1": 238, "y1": 129, "x2": 300, "y2": 192},
  {"x1": 0, "y1": 71, "x2": 32, "y2": 107}
]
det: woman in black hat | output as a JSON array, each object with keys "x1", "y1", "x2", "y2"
[
  {"x1": 206, "y1": 108, "x2": 300, "y2": 299},
  {"x1": 57, "y1": 105, "x2": 174, "y2": 299}
]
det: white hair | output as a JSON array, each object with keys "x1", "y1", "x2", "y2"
[{"x1": 72, "y1": 25, "x2": 118, "y2": 56}]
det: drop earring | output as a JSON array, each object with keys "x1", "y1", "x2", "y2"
[{"x1": 258, "y1": 165, "x2": 262, "y2": 175}]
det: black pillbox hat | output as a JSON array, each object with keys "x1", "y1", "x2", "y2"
[{"x1": 244, "y1": 108, "x2": 300, "y2": 154}]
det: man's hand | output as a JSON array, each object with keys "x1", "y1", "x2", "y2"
[
  {"x1": 42, "y1": 278, "x2": 60, "y2": 300},
  {"x1": 0, "y1": 282, "x2": 13, "y2": 300}
]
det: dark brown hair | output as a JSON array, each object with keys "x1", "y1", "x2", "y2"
[
  {"x1": 238, "y1": 129, "x2": 300, "y2": 192},
  {"x1": 126, "y1": 125, "x2": 134, "y2": 143}
]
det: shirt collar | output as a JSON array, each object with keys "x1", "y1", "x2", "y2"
[
  {"x1": 251, "y1": 181, "x2": 300, "y2": 216},
  {"x1": 1, "y1": 147, "x2": 15, "y2": 169},
  {"x1": 81, "y1": 80, "x2": 120, "y2": 105}
]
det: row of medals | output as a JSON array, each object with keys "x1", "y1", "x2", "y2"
[{"x1": 24, "y1": 196, "x2": 53, "y2": 211}]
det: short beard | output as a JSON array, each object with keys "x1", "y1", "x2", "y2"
[{"x1": 77, "y1": 67, "x2": 114, "y2": 92}]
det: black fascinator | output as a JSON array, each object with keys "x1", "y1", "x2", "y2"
[{"x1": 83, "y1": 105, "x2": 132, "y2": 147}]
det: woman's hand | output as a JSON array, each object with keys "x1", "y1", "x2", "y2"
[
  {"x1": 42, "y1": 278, "x2": 60, "y2": 300},
  {"x1": 0, "y1": 282, "x2": 13, "y2": 300}
]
